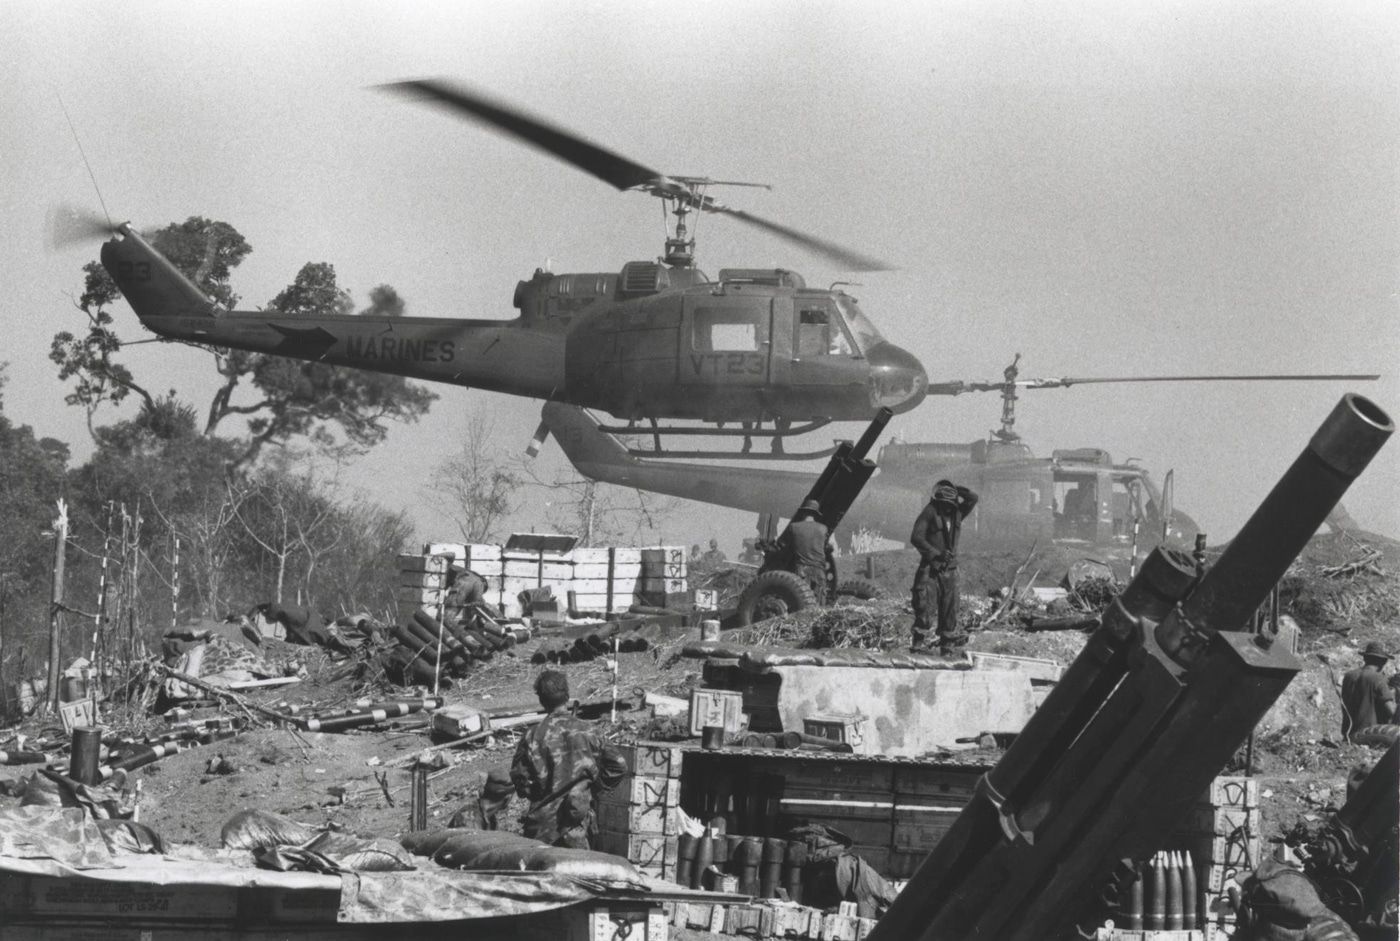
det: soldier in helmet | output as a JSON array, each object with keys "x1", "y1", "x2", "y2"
[
  {"x1": 778, "y1": 499, "x2": 831, "y2": 601},
  {"x1": 909, "y1": 479, "x2": 979, "y2": 654}
]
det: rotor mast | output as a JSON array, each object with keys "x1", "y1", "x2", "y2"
[{"x1": 994, "y1": 354, "x2": 1023, "y2": 443}]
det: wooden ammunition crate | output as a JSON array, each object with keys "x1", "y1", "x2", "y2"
[
  {"x1": 892, "y1": 764, "x2": 980, "y2": 801},
  {"x1": 594, "y1": 830, "x2": 678, "y2": 871},
  {"x1": 616, "y1": 743, "x2": 684, "y2": 779},
  {"x1": 599, "y1": 773, "x2": 681, "y2": 809},
  {"x1": 596, "y1": 800, "x2": 676, "y2": 835},
  {"x1": 891, "y1": 803, "x2": 961, "y2": 852},
  {"x1": 519, "y1": 902, "x2": 668, "y2": 941},
  {"x1": 1173, "y1": 806, "x2": 1261, "y2": 838},
  {"x1": 1201, "y1": 777, "x2": 1260, "y2": 809}
]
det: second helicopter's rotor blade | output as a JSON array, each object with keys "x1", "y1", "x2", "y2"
[
  {"x1": 933, "y1": 373, "x2": 1380, "y2": 395},
  {"x1": 1022, "y1": 373, "x2": 1381, "y2": 389},
  {"x1": 709, "y1": 204, "x2": 894, "y2": 273},
  {"x1": 380, "y1": 79, "x2": 661, "y2": 191}
]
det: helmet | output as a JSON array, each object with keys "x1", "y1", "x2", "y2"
[{"x1": 932, "y1": 480, "x2": 959, "y2": 505}]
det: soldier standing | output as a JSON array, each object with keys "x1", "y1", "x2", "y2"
[
  {"x1": 909, "y1": 479, "x2": 979, "y2": 654},
  {"x1": 779, "y1": 499, "x2": 831, "y2": 601},
  {"x1": 510, "y1": 669, "x2": 626, "y2": 848},
  {"x1": 1340, "y1": 641, "x2": 1397, "y2": 741}
]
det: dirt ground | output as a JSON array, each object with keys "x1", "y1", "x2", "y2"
[{"x1": 2, "y1": 527, "x2": 1396, "y2": 938}]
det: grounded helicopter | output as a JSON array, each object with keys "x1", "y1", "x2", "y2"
[
  {"x1": 92, "y1": 79, "x2": 927, "y2": 460},
  {"x1": 540, "y1": 356, "x2": 1378, "y2": 552}
]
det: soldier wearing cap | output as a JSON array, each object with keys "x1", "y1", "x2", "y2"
[
  {"x1": 776, "y1": 499, "x2": 831, "y2": 602},
  {"x1": 909, "y1": 479, "x2": 979, "y2": 654},
  {"x1": 1340, "y1": 640, "x2": 1396, "y2": 742}
]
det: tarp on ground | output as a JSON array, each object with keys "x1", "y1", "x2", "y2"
[{"x1": 0, "y1": 841, "x2": 598, "y2": 923}]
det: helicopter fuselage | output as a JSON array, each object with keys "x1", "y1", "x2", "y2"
[
  {"x1": 101, "y1": 227, "x2": 928, "y2": 427},
  {"x1": 542, "y1": 400, "x2": 1201, "y2": 553}
]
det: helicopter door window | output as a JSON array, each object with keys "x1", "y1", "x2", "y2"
[
  {"x1": 797, "y1": 306, "x2": 854, "y2": 357},
  {"x1": 689, "y1": 307, "x2": 767, "y2": 352}
]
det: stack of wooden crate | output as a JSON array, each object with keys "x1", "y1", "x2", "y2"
[
  {"x1": 595, "y1": 743, "x2": 686, "y2": 881},
  {"x1": 396, "y1": 553, "x2": 450, "y2": 627},
  {"x1": 1174, "y1": 776, "x2": 1261, "y2": 937},
  {"x1": 668, "y1": 899, "x2": 877, "y2": 940},
  {"x1": 400, "y1": 542, "x2": 687, "y2": 619}
]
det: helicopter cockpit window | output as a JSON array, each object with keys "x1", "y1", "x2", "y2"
[
  {"x1": 834, "y1": 296, "x2": 883, "y2": 354},
  {"x1": 690, "y1": 308, "x2": 766, "y2": 352},
  {"x1": 797, "y1": 304, "x2": 855, "y2": 357}
]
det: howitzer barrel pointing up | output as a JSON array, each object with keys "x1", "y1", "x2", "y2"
[
  {"x1": 869, "y1": 392, "x2": 1391, "y2": 941},
  {"x1": 1159, "y1": 393, "x2": 1392, "y2": 660}
]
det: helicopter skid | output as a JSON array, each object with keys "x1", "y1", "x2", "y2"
[
  {"x1": 624, "y1": 445, "x2": 838, "y2": 461},
  {"x1": 596, "y1": 418, "x2": 833, "y2": 437}
]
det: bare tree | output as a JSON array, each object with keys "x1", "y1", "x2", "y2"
[
  {"x1": 426, "y1": 412, "x2": 523, "y2": 543},
  {"x1": 513, "y1": 456, "x2": 679, "y2": 548}
]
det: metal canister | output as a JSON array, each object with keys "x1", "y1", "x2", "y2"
[
  {"x1": 676, "y1": 833, "x2": 698, "y2": 888},
  {"x1": 737, "y1": 836, "x2": 762, "y2": 896},
  {"x1": 701, "y1": 619, "x2": 721, "y2": 641},
  {"x1": 759, "y1": 837, "x2": 787, "y2": 898},
  {"x1": 69, "y1": 726, "x2": 102, "y2": 786},
  {"x1": 702, "y1": 725, "x2": 724, "y2": 750},
  {"x1": 784, "y1": 839, "x2": 808, "y2": 904},
  {"x1": 725, "y1": 835, "x2": 744, "y2": 875},
  {"x1": 711, "y1": 829, "x2": 729, "y2": 866},
  {"x1": 60, "y1": 675, "x2": 86, "y2": 704}
]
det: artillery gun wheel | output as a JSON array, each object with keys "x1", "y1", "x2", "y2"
[
  {"x1": 736, "y1": 571, "x2": 818, "y2": 626},
  {"x1": 836, "y1": 579, "x2": 882, "y2": 601},
  {"x1": 1350, "y1": 725, "x2": 1400, "y2": 748}
]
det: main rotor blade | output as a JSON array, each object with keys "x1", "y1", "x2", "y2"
[
  {"x1": 929, "y1": 373, "x2": 1380, "y2": 395},
  {"x1": 710, "y1": 205, "x2": 894, "y2": 272},
  {"x1": 380, "y1": 79, "x2": 660, "y2": 191}
]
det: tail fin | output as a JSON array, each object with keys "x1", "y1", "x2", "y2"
[
  {"x1": 541, "y1": 402, "x2": 636, "y2": 470},
  {"x1": 100, "y1": 225, "x2": 217, "y2": 320}
]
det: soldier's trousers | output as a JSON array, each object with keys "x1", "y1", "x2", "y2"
[{"x1": 912, "y1": 565, "x2": 960, "y2": 647}]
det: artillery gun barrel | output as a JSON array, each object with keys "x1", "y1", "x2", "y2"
[
  {"x1": 868, "y1": 393, "x2": 1392, "y2": 941},
  {"x1": 1158, "y1": 392, "x2": 1394, "y2": 661}
]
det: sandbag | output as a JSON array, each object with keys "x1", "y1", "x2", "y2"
[
  {"x1": 221, "y1": 809, "x2": 317, "y2": 850},
  {"x1": 400, "y1": 828, "x2": 645, "y2": 887},
  {"x1": 304, "y1": 831, "x2": 416, "y2": 872},
  {"x1": 97, "y1": 818, "x2": 167, "y2": 854}
]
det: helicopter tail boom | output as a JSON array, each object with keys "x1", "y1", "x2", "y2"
[{"x1": 101, "y1": 225, "x2": 219, "y2": 323}]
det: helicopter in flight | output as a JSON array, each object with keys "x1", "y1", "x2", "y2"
[
  {"x1": 538, "y1": 356, "x2": 1377, "y2": 552},
  {"x1": 92, "y1": 79, "x2": 926, "y2": 459}
]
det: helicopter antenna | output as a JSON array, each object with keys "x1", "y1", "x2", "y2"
[{"x1": 57, "y1": 92, "x2": 113, "y2": 232}]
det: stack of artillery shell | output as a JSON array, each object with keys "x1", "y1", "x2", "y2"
[
  {"x1": 391, "y1": 608, "x2": 521, "y2": 681},
  {"x1": 530, "y1": 620, "x2": 670, "y2": 664}
]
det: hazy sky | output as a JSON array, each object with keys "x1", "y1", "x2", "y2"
[{"x1": 2, "y1": 1, "x2": 1396, "y2": 552}]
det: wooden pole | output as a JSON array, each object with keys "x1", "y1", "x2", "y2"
[
  {"x1": 45, "y1": 500, "x2": 68, "y2": 715},
  {"x1": 171, "y1": 535, "x2": 180, "y2": 632}
]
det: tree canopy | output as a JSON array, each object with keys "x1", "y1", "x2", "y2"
[{"x1": 51, "y1": 216, "x2": 436, "y2": 466}]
